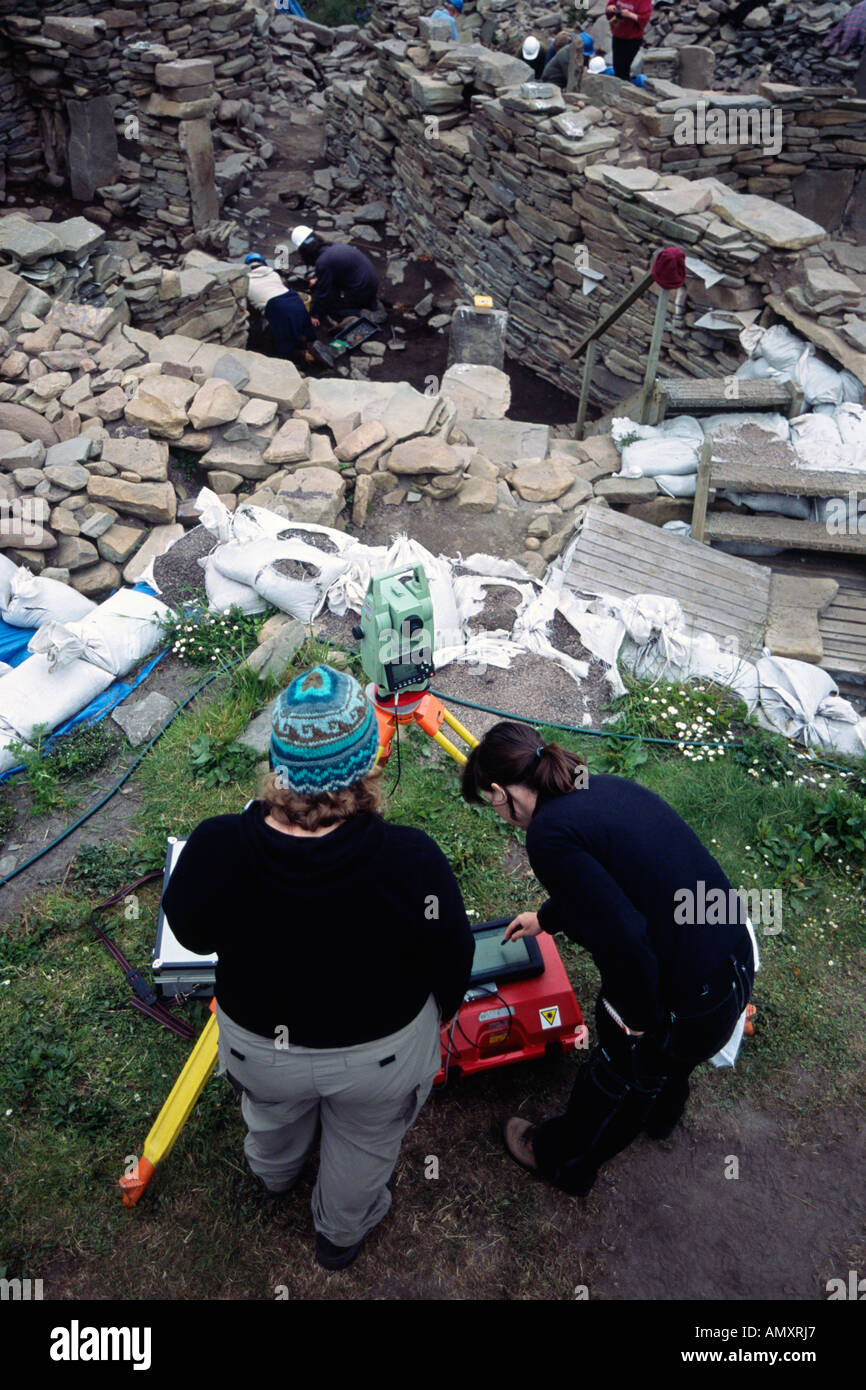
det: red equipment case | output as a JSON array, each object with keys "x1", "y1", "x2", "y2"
[{"x1": 435, "y1": 930, "x2": 585, "y2": 1084}]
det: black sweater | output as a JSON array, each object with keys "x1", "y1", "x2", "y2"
[
  {"x1": 526, "y1": 775, "x2": 750, "y2": 1032},
  {"x1": 162, "y1": 804, "x2": 474, "y2": 1047},
  {"x1": 311, "y1": 243, "x2": 378, "y2": 318}
]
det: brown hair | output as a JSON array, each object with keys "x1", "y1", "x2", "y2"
[
  {"x1": 461, "y1": 720, "x2": 586, "y2": 812},
  {"x1": 257, "y1": 765, "x2": 383, "y2": 832},
  {"x1": 553, "y1": 29, "x2": 572, "y2": 52}
]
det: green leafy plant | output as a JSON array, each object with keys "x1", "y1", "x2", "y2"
[
  {"x1": 0, "y1": 792, "x2": 15, "y2": 839},
  {"x1": 73, "y1": 842, "x2": 163, "y2": 898},
  {"x1": 48, "y1": 720, "x2": 117, "y2": 778},
  {"x1": 7, "y1": 726, "x2": 70, "y2": 816},
  {"x1": 188, "y1": 734, "x2": 260, "y2": 788}
]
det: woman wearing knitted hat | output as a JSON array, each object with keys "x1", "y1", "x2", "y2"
[{"x1": 162, "y1": 665, "x2": 474, "y2": 1270}]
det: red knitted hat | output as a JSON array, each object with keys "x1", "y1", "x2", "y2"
[{"x1": 652, "y1": 247, "x2": 687, "y2": 290}]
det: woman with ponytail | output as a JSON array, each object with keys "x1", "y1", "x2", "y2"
[{"x1": 462, "y1": 721, "x2": 757, "y2": 1198}]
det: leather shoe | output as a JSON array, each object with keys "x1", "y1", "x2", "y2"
[{"x1": 504, "y1": 1117, "x2": 539, "y2": 1172}]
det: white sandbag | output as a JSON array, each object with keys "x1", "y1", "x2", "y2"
[
  {"x1": 701, "y1": 412, "x2": 790, "y2": 442},
  {"x1": 73, "y1": 588, "x2": 171, "y2": 676},
  {"x1": 749, "y1": 323, "x2": 808, "y2": 377},
  {"x1": 658, "y1": 416, "x2": 705, "y2": 443},
  {"x1": 799, "y1": 354, "x2": 844, "y2": 409},
  {"x1": 193, "y1": 487, "x2": 236, "y2": 545},
  {"x1": 3, "y1": 568, "x2": 96, "y2": 629},
  {"x1": 0, "y1": 553, "x2": 18, "y2": 610},
  {"x1": 756, "y1": 655, "x2": 838, "y2": 748},
  {"x1": 620, "y1": 437, "x2": 700, "y2": 479},
  {"x1": 610, "y1": 416, "x2": 657, "y2": 447},
  {"x1": 377, "y1": 536, "x2": 462, "y2": 661},
  {"x1": 0, "y1": 653, "x2": 114, "y2": 742},
  {"x1": 0, "y1": 729, "x2": 29, "y2": 775},
  {"x1": 789, "y1": 413, "x2": 857, "y2": 471},
  {"x1": 733, "y1": 354, "x2": 775, "y2": 381},
  {"x1": 833, "y1": 402, "x2": 866, "y2": 458},
  {"x1": 720, "y1": 490, "x2": 811, "y2": 520},
  {"x1": 27, "y1": 621, "x2": 87, "y2": 673},
  {"x1": 662, "y1": 520, "x2": 692, "y2": 537},
  {"x1": 452, "y1": 575, "x2": 533, "y2": 629},
  {"x1": 655, "y1": 473, "x2": 697, "y2": 498},
  {"x1": 28, "y1": 589, "x2": 170, "y2": 676},
  {"x1": 838, "y1": 369, "x2": 865, "y2": 405},
  {"x1": 201, "y1": 552, "x2": 266, "y2": 615},
  {"x1": 211, "y1": 537, "x2": 347, "y2": 624}
]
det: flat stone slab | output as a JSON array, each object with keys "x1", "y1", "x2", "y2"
[
  {"x1": 440, "y1": 364, "x2": 511, "y2": 420},
  {"x1": 124, "y1": 523, "x2": 185, "y2": 584},
  {"x1": 112, "y1": 691, "x2": 177, "y2": 747},
  {"x1": 708, "y1": 189, "x2": 827, "y2": 251},
  {"x1": 0, "y1": 216, "x2": 64, "y2": 265},
  {"x1": 459, "y1": 418, "x2": 550, "y2": 466},
  {"x1": 101, "y1": 435, "x2": 169, "y2": 482},
  {"x1": 46, "y1": 301, "x2": 123, "y2": 341}
]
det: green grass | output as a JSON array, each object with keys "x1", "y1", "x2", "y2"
[{"x1": 1, "y1": 661, "x2": 864, "y2": 1297}]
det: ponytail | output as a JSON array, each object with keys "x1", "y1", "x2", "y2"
[{"x1": 461, "y1": 720, "x2": 586, "y2": 806}]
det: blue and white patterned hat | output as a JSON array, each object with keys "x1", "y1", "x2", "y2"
[{"x1": 269, "y1": 665, "x2": 380, "y2": 794}]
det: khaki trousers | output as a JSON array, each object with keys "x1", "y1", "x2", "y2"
[{"x1": 215, "y1": 995, "x2": 441, "y2": 1247}]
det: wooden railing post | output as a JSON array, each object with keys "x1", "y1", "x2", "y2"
[
  {"x1": 691, "y1": 435, "x2": 713, "y2": 544},
  {"x1": 575, "y1": 339, "x2": 598, "y2": 440},
  {"x1": 638, "y1": 286, "x2": 671, "y2": 424}
]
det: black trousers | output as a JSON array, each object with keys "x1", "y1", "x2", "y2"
[
  {"x1": 532, "y1": 950, "x2": 753, "y2": 1196},
  {"x1": 612, "y1": 36, "x2": 642, "y2": 79}
]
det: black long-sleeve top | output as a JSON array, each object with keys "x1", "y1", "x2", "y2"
[
  {"x1": 161, "y1": 803, "x2": 474, "y2": 1047},
  {"x1": 526, "y1": 775, "x2": 751, "y2": 1032},
  {"x1": 311, "y1": 243, "x2": 378, "y2": 318}
]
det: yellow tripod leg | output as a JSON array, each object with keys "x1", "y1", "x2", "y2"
[
  {"x1": 431, "y1": 728, "x2": 470, "y2": 766},
  {"x1": 119, "y1": 1008, "x2": 219, "y2": 1207},
  {"x1": 440, "y1": 706, "x2": 479, "y2": 750}
]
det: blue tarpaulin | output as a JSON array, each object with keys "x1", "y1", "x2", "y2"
[{"x1": 0, "y1": 583, "x2": 169, "y2": 783}]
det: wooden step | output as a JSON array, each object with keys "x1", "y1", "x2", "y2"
[
  {"x1": 656, "y1": 376, "x2": 802, "y2": 416},
  {"x1": 705, "y1": 512, "x2": 866, "y2": 554},
  {"x1": 710, "y1": 459, "x2": 866, "y2": 498}
]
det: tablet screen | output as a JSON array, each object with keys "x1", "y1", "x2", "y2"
[{"x1": 472, "y1": 926, "x2": 532, "y2": 976}]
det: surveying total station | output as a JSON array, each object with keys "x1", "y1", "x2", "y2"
[
  {"x1": 118, "y1": 565, "x2": 584, "y2": 1208},
  {"x1": 352, "y1": 564, "x2": 478, "y2": 768}
]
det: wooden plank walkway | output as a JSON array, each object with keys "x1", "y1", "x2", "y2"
[
  {"x1": 564, "y1": 506, "x2": 771, "y2": 656},
  {"x1": 704, "y1": 512, "x2": 866, "y2": 555}
]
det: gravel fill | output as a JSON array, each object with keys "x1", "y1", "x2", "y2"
[
  {"x1": 277, "y1": 527, "x2": 340, "y2": 554},
  {"x1": 272, "y1": 558, "x2": 322, "y2": 580},
  {"x1": 152, "y1": 525, "x2": 216, "y2": 608}
]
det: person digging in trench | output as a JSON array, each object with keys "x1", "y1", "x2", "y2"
[
  {"x1": 243, "y1": 253, "x2": 329, "y2": 368},
  {"x1": 290, "y1": 224, "x2": 387, "y2": 332},
  {"x1": 162, "y1": 665, "x2": 474, "y2": 1270},
  {"x1": 461, "y1": 720, "x2": 758, "y2": 1198}
]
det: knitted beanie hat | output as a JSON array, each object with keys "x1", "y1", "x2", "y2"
[{"x1": 269, "y1": 665, "x2": 380, "y2": 795}]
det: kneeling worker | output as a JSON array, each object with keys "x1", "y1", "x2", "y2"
[
  {"x1": 290, "y1": 225, "x2": 383, "y2": 327},
  {"x1": 244, "y1": 252, "x2": 317, "y2": 365},
  {"x1": 462, "y1": 721, "x2": 757, "y2": 1197},
  {"x1": 163, "y1": 666, "x2": 474, "y2": 1270}
]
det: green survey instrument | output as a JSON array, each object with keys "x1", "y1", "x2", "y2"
[{"x1": 353, "y1": 564, "x2": 435, "y2": 696}]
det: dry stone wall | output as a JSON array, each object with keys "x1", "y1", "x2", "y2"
[
  {"x1": 326, "y1": 39, "x2": 866, "y2": 404},
  {"x1": 0, "y1": 0, "x2": 273, "y2": 231}
]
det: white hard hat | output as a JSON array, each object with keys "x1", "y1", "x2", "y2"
[
  {"x1": 588, "y1": 55, "x2": 606, "y2": 73},
  {"x1": 522, "y1": 36, "x2": 541, "y2": 61},
  {"x1": 290, "y1": 225, "x2": 314, "y2": 250}
]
